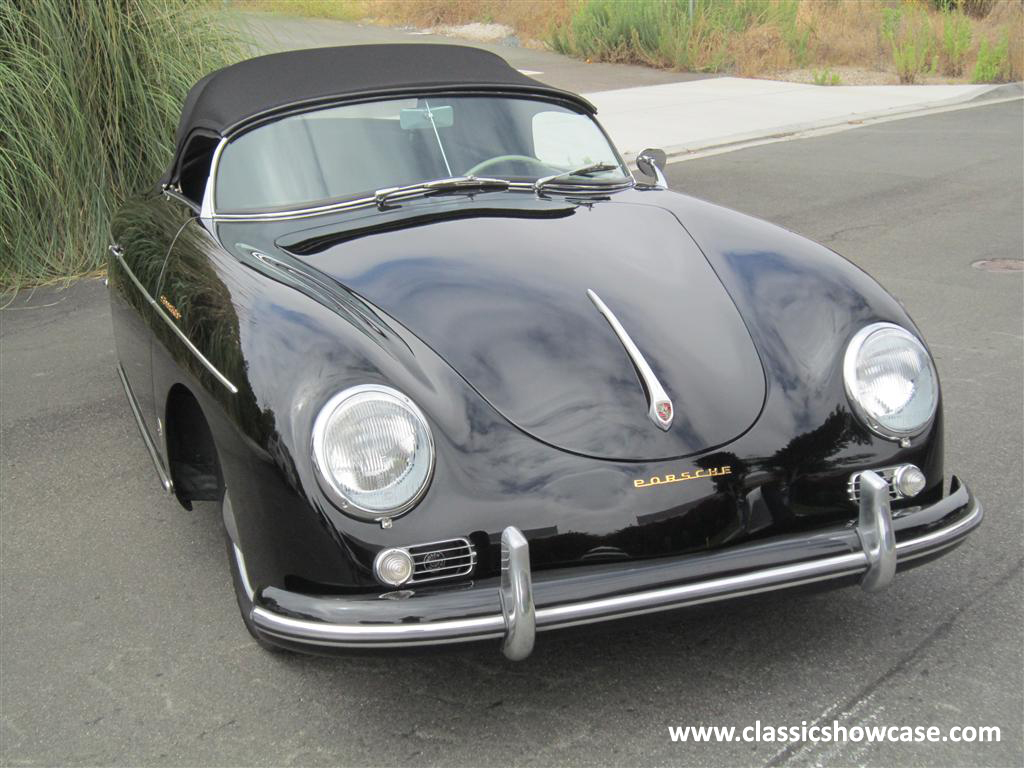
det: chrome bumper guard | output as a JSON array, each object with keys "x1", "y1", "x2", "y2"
[{"x1": 251, "y1": 473, "x2": 981, "y2": 660}]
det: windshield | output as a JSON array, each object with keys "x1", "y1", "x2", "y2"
[{"x1": 214, "y1": 95, "x2": 629, "y2": 213}]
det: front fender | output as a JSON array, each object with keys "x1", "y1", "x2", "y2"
[{"x1": 633, "y1": 188, "x2": 938, "y2": 445}]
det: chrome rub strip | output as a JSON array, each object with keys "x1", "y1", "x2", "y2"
[
  {"x1": 111, "y1": 246, "x2": 239, "y2": 394},
  {"x1": 116, "y1": 364, "x2": 173, "y2": 493},
  {"x1": 586, "y1": 289, "x2": 673, "y2": 430}
]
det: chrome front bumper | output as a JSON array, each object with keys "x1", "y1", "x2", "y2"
[{"x1": 249, "y1": 474, "x2": 982, "y2": 660}]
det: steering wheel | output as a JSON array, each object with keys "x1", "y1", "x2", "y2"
[{"x1": 465, "y1": 154, "x2": 553, "y2": 177}]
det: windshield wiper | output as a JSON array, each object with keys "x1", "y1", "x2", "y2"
[
  {"x1": 533, "y1": 163, "x2": 621, "y2": 194},
  {"x1": 374, "y1": 176, "x2": 510, "y2": 209}
]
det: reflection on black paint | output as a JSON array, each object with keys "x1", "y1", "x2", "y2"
[{"x1": 110, "y1": 185, "x2": 945, "y2": 591}]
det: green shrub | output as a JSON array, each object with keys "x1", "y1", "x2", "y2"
[
  {"x1": 971, "y1": 32, "x2": 1011, "y2": 82},
  {"x1": 0, "y1": 0, "x2": 243, "y2": 289},
  {"x1": 880, "y1": 6, "x2": 902, "y2": 42},
  {"x1": 940, "y1": 10, "x2": 972, "y2": 76},
  {"x1": 812, "y1": 69, "x2": 842, "y2": 86},
  {"x1": 884, "y1": 7, "x2": 936, "y2": 83}
]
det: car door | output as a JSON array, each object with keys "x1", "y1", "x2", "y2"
[{"x1": 108, "y1": 191, "x2": 194, "y2": 447}]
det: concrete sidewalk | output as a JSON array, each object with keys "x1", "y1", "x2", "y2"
[
  {"x1": 240, "y1": 13, "x2": 1020, "y2": 162},
  {"x1": 589, "y1": 77, "x2": 1019, "y2": 161}
]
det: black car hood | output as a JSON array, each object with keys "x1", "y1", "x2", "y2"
[{"x1": 280, "y1": 198, "x2": 766, "y2": 461}]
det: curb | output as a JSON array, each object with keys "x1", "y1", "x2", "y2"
[
  {"x1": 618, "y1": 82, "x2": 1022, "y2": 164},
  {"x1": 970, "y1": 82, "x2": 1024, "y2": 101}
]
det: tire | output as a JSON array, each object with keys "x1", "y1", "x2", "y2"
[{"x1": 223, "y1": 489, "x2": 289, "y2": 654}]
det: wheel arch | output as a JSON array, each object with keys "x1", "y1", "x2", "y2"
[{"x1": 164, "y1": 383, "x2": 223, "y2": 510}]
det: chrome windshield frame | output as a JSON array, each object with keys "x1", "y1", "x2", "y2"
[
  {"x1": 199, "y1": 136, "x2": 227, "y2": 221},
  {"x1": 200, "y1": 95, "x2": 635, "y2": 223}
]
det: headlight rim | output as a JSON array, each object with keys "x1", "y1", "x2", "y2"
[
  {"x1": 311, "y1": 383, "x2": 435, "y2": 521},
  {"x1": 843, "y1": 321, "x2": 939, "y2": 441}
]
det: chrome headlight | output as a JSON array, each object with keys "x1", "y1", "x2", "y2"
[
  {"x1": 311, "y1": 385, "x2": 434, "y2": 520},
  {"x1": 843, "y1": 323, "x2": 938, "y2": 440}
]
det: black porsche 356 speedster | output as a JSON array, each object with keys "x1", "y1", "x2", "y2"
[{"x1": 109, "y1": 45, "x2": 982, "y2": 659}]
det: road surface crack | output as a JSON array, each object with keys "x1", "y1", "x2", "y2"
[{"x1": 765, "y1": 555, "x2": 1024, "y2": 767}]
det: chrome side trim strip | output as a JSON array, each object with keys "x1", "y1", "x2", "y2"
[
  {"x1": 111, "y1": 247, "x2": 239, "y2": 394},
  {"x1": 116, "y1": 364, "x2": 173, "y2": 493},
  {"x1": 587, "y1": 289, "x2": 673, "y2": 431},
  {"x1": 856, "y1": 471, "x2": 896, "y2": 592},
  {"x1": 248, "y1": 495, "x2": 982, "y2": 655}
]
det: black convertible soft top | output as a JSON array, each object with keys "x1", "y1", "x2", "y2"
[{"x1": 165, "y1": 44, "x2": 594, "y2": 187}]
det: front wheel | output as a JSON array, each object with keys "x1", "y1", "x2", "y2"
[{"x1": 223, "y1": 489, "x2": 289, "y2": 653}]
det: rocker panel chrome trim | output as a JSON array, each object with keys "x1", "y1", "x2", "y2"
[{"x1": 116, "y1": 363, "x2": 173, "y2": 493}]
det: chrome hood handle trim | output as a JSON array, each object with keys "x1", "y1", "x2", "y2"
[{"x1": 587, "y1": 289, "x2": 673, "y2": 431}]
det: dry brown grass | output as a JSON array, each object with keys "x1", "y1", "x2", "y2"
[
  {"x1": 233, "y1": 0, "x2": 1024, "y2": 83},
  {"x1": 231, "y1": 0, "x2": 372, "y2": 22},
  {"x1": 728, "y1": 0, "x2": 1023, "y2": 82},
  {"x1": 727, "y1": 1, "x2": 886, "y2": 77},
  {"x1": 799, "y1": 0, "x2": 888, "y2": 69},
  {"x1": 730, "y1": 24, "x2": 792, "y2": 77}
]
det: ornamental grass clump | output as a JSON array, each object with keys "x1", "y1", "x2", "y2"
[{"x1": 0, "y1": 0, "x2": 243, "y2": 289}]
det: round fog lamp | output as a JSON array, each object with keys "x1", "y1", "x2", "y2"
[
  {"x1": 893, "y1": 465, "x2": 926, "y2": 498},
  {"x1": 374, "y1": 548, "x2": 414, "y2": 587}
]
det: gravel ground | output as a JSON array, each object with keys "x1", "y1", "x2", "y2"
[{"x1": 775, "y1": 66, "x2": 980, "y2": 86}]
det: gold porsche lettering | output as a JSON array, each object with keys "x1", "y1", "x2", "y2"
[
  {"x1": 159, "y1": 295, "x2": 182, "y2": 321},
  {"x1": 633, "y1": 465, "x2": 732, "y2": 489}
]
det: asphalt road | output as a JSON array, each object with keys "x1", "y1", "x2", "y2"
[{"x1": 1, "y1": 101, "x2": 1021, "y2": 767}]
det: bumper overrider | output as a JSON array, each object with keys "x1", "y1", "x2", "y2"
[{"x1": 243, "y1": 473, "x2": 981, "y2": 660}]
